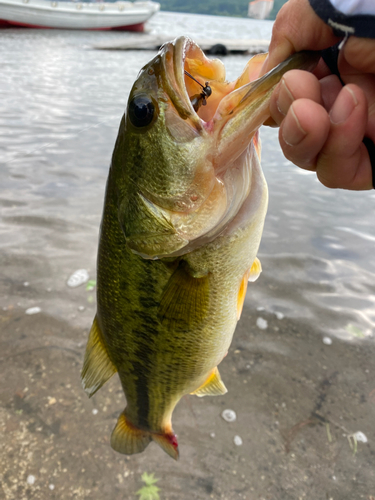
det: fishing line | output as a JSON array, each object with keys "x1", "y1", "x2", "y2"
[{"x1": 184, "y1": 70, "x2": 212, "y2": 111}]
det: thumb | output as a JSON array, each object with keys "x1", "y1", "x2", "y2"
[{"x1": 261, "y1": 0, "x2": 340, "y2": 75}]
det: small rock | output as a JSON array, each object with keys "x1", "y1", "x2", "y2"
[
  {"x1": 25, "y1": 307, "x2": 41, "y2": 315},
  {"x1": 234, "y1": 435, "x2": 243, "y2": 446},
  {"x1": 221, "y1": 409, "x2": 236, "y2": 423},
  {"x1": 353, "y1": 431, "x2": 368, "y2": 443},
  {"x1": 23, "y1": 282, "x2": 30, "y2": 287},
  {"x1": 78, "y1": 306, "x2": 85, "y2": 312},
  {"x1": 256, "y1": 317, "x2": 268, "y2": 330},
  {"x1": 48, "y1": 397, "x2": 56, "y2": 405},
  {"x1": 49, "y1": 484, "x2": 55, "y2": 491},
  {"x1": 210, "y1": 432, "x2": 216, "y2": 438},
  {"x1": 92, "y1": 408, "x2": 98, "y2": 415},
  {"x1": 322, "y1": 336, "x2": 332, "y2": 345},
  {"x1": 256, "y1": 306, "x2": 265, "y2": 311},
  {"x1": 67, "y1": 269, "x2": 89, "y2": 288},
  {"x1": 26, "y1": 475, "x2": 35, "y2": 485},
  {"x1": 275, "y1": 311, "x2": 284, "y2": 320}
]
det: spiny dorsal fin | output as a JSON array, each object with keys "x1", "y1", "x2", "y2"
[
  {"x1": 191, "y1": 367, "x2": 228, "y2": 397},
  {"x1": 158, "y1": 261, "x2": 209, "y2": 331},
  {"x1": 237, "y1": 257, "x2": 262, "y2": 320},
  {"x1": 81, "y1": 315, "x2": 117, "y2": 398},
  {"x1": 111, "y1": 412, "x2": 152, "y2": 455}
]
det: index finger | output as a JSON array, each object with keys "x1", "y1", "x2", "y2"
[{"x1": 261, "y1": 0, "x2": 340, "y2": 75}]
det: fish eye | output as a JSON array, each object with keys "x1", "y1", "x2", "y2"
[{"x1": 128, "y1": 94, "x2": 155, "y2": 128}]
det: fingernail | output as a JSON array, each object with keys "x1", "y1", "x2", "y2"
[
  {"x1": 277, "y1": 78, "x2": 294, "y2": 116},
  {"x1": 281, "y1": 105, "x2": 307, "y2": 146},
  {"x1": 330, "y1": 87, "x2": 358, "y2": 124}
]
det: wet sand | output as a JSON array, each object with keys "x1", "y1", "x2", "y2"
[{"x1": 1, "y1": 275, "x2": 374, "y2": 500}]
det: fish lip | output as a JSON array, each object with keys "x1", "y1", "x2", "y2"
[{"x1": 161, "y1": 36, "x2": 206, "y2": 126}]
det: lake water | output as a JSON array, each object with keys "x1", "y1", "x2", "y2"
[{"x1": 0, "y1": 11, "x2": 375, "y2": 500}]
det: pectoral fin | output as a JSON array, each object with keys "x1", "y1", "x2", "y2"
[
  {"x1": 237, "y1": 257, "x2": 262, "y2": 320},
  {"x1": 248, "y1": 257, "x2": 262, "y2": 282},
  {"x1": 158, "y1": 261, "x2": 209, "y2": 331},
  {"x1": 81, "y1": 315, "x2": 117, "y2": 398},
  {"x1": 191, "y1": 367, "x2": 227, "y2": 397}
]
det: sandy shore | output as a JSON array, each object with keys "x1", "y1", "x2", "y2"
[{"x1": 1, "y1": 278, "x2": 374, "y2": 499}]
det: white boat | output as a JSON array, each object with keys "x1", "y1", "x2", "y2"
[
  {"x1": 0, "y1": 0, "x2": 160, "y2": 31},
  {"x1": 248, "y1": 0, "x2": 273, "y2": 20}
]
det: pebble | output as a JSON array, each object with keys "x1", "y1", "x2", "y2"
[
  {"x1": 26, "y1": 475, "x2": 35, "y2": 485},
  {"x1": 25, "y1": 307, "x2": 41, "y2": 315},
  {"x1": 49, "y1": 484, "x2": 55, "y2": 491},
  {"x1": 234, "y1": 435, "x2": 243, "y2": 446},
  {"x1": 221, "y1": 409, "x2": 236, "y2": 423},
  {"x1": 353, "y1": 431, "x2": 368, "y2": 443},
  {"x1": 78, "y1": 305, "x2": 85, "y2": 312},
  {"x1": 256, "y1": 306, "x2": 265, "y2": 311},
  {"x1": 67, "y1": 269, "x2": 89, "y2": 288},
  {"x1": 210, "y1": 432, "x2": 216, "y2": 438},
  {"x1": 256, "y1": 317, "x2": 268, "y2": 330},
  {"x1": 322, "y1": 336, "x2": 332, "y2": 345},
  {"x1": 275, "y1": 311, "x2": 284, "y2": 320},
  {"x1": 92, "y1": 408, "x2": 98, "y2": 415},
  {"x1": 23, "y1": 282, "x2": 30, "y2": 287}
]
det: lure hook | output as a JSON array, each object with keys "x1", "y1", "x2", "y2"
[{"x1": 184, "y1": 70, "x2": 212, "y2": 112}]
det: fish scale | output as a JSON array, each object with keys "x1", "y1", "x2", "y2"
[{"x1": 81, "y1": 37, "x2": 319, "y2": 459}]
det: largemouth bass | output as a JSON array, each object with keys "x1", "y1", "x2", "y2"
[{"x1": 81, "y1": 37, "x2": 318, "y2": 460}]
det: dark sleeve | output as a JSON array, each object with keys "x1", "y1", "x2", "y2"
[{"x1": 309, "y1": 0, "x2": 375, "y2": 38}]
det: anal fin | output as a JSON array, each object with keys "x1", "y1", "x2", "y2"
[
  {"x1": 81, "y1": 315, "x2": 117, "y2": 398},
  {"x1": 237, "y1": 257, "x2": 262, "y2": 320},
  {"x1": 191, "y1": 367, "x2": 227, "y2": 397}
]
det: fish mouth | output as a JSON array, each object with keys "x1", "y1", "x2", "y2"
[{"x1": 128, "y1": 39, "x2": 319, "y2": 259}]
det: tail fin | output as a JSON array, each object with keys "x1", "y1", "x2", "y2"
[
  {"x1": 152, "y1": 432, "x2": 179, "y2": 460},
  {"x1": 111, "y1": 413, "x2": 152, "y2": 455},
  {"x1": 110, "y1": 412, "x2": 179, "y2": 460}
]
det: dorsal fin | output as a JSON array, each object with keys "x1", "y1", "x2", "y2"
[
  {"x1": 191, "y1": 367, "x2": 227, "y2": 397},
  {"x1": 158, "y1": 261, "x2": 210, "y2": 331},
  {"x1": 81, "y1": 315, "x2": 117, "y2": 398}
]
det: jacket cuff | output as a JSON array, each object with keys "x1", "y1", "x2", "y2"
[{"x1": 309, "y1": 0, "x2": 375, "y2": 38}]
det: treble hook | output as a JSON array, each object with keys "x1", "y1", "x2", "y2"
[{"x1": 184, "y1": 70, "x2": 212, "y2": 112}]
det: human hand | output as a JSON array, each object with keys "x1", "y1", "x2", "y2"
[{"x1": 263, "y1": 0, "x2": 375, "y2": 190}]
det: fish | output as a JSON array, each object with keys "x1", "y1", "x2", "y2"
[{"x1": 81, "y1": 37, "x2": 318, "y2": 460}]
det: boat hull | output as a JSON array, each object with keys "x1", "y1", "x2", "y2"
[{"x1": 0, "y1": 0, "x2": 160, "y2": 30}]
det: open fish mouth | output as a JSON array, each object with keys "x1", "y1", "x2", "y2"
[{"x1": 125, "y1": 37, "x2": 319, "y2": 259}]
